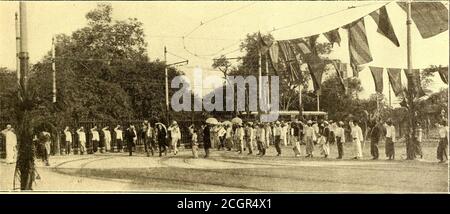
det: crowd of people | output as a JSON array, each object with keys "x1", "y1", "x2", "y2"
[{"x1": 0, "y1": 118, "x2": 448, "y2": 166}]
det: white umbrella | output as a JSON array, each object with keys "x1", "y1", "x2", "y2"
[
  {"x1": 222, "y1": 121, "x2": 232, "y2": 126},
  {"x1": 231, "y1": 117, "x2": 243, "y2": 125},
  {"x1": 206, "y1": 118, "x2": 219, "y2": 125}
]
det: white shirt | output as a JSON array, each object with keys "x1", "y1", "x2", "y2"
[
  {"x1": 385, "y1": 125, "x2": 396, "y2": 142},
  {"x1": 235, "y1": 127, "x2": 244, "y2": 141},
  {"x1": 225, "y1": 127, "x2": 233, "y2": 139},
  {"x1": 335, "y1": 127, "x2": 346, "y2": 142},
  {"x1": 91, "y1": 130, "x2": 100, "y2": 141},
  {"x1": 438, "y1": 126, "x2": 449, "y2": 138},
  {"x1": 168, "y1": 126, "x2": 181, "y2": 139},
  {"x1": 64, "y1": 130, "x2": 72, "y2": 142},
  {"x1": 114, "y1": 128, "x2": 123, "y2": 140},
  {"x1": 257, "y1": 127, "x2": 266, "y2": 142},
  {"x1": 280, "y1": 126, "x2": 287, "y2": 139},
  {"x1": 274, "y1": 126, "x2": 282, "y2": 136},
  {"x1": 103, "y1": 130, "x2": 111, "y2": 142},
  {"x1": 77, "y1": 130, "x2": 86, "y2": 142}
]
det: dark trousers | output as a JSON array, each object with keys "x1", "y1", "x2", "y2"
[
  {"x1": 92, "y1": 140, "x2": 99, "y2": 153},
  {"x1": 158, "y1": 141, "x2": 167, "y2": 156},
  {"x1": 437, "y1": 137, "x2": 448, "y2": 161},
  {"x1": 336, "y1": 137, "x2": 344, "y2": 158},
  {"x1": 127, "y1": 141, "x2": 133, "y2": 156},
  {"x1": 370, "y1": 140, "x2": 379, "y2": 159},
  {"x1": 66, "y1": 141, "x2": 72, "y2": 154},
  {"x1": 204, "y1": 147, "x2": 210, "y2": 158},
  {"x1": 257, "y1": 141, "x2": 266, "y2": 155},
  {"x1": 144, "y1": 138, "x2": 154, "y2": 156},
  {"x1": 385, "y1": 137, "x2": 395, "y2": 159},
  {"x1": 116, "y1": 139, "x2": 123, "y2": 151},
  {"x1": 274, "y1": 138, "x2": 281, "y2": 155}
]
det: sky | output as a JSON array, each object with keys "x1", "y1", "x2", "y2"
[{"x1": 0, "y1": 1, "x2": 448, "y2": 106}]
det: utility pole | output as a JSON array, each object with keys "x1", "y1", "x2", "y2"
[
  {"x1": 16, "y1": 1, "x2": 35, "y2": 190},
  {"x1": 51, "y1": 36, "x2": 60, "y2": 155},
  {"x1": 52, "y1": 36, "x2": 56, "y2": 104},
  {"x1": 15, "y1": 13, "x2": 20, "y2": 86},
  {"x1": 258, "y1": 49, "x2": 262, "y2": 116},
  {"x1": 406, "y1": 0, "x2": 417, "y2": 160},
  {"x1": 163, "y1": 47, "x2": 188, "y2": 124},
  {"x1": 164, "y1": 46, "x2": 169, "y2": 124}
]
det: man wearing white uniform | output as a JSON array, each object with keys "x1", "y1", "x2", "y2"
[
  {"x1": 1, "y1": 125, "x2": 17, "y2": 164},
  {"x1": 63, "y1": 126, "x2": 73, "y2": 155},
  {"x1": 102, "y1": 126, "x2": 112, "y2": 152},
  {"x1": 385, "y1": 120, "x2": 396, "y2": 160},
  {"x1": 114, "y1": 125, "x2": 124, "y2": 152},
  {"x1": 350, "y1": 120, "x2": 363, "y2": 159},
  {"x1": 91, "y1": 126, "x2": 100, "y2": 154},
  {"x1": 168, "y1": 121, "x2": 181, "y2": 155},
  {"x1": 76, "y1": 127, "x2": 86, "y2": 155}
]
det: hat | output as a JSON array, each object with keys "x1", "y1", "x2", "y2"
[
  {"x1": 276, "y1": 121, "x2": 280, "y2": 125},
  {"x1": 172, "y1": 121, "x2": 178, "y2": 125},
  {"x1": 307, "y1": 120, "x2": 312, "y2": 124},
  {"x1": 323, "y1": 121, "x2": 329, "y2": 125}
]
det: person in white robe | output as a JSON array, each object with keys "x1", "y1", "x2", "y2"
[
  {"x1": 2, "y1": 125, "x2": 17, "y2": 164},
  {"x1": 350, "y1": 120, "x2": 364, "y2": 159},
  {"x1": 102, "y1": 126, "x2": 112, "y2": 152}
]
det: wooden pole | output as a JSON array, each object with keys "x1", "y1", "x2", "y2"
[
  {"x1": 406, "y1": 0, "x2": 416, "y2": 159},
  {"x1": 258, "y1": 48, "x2": 262, "y2": 116},
  {"x1": 52, "y1": 37, "x2": 56, "y2": 103},
  {"x1": 17, "y1": 1, "x2": 34, "y2": 190},
  {"x1": 164, "y1": 46, "x2": 169, "y2": 124},
  {"x1": 15, "y1": 13, "x2": 20, "y2": 86}
]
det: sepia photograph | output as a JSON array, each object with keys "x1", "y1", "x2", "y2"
[{"x1": 0, "y1": 0, "x2": 448, "y2": 194}]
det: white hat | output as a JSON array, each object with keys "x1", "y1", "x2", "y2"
[
  {"x1": 276, "y1": 121, "x2": 280, "y2": 125},
  {"x1": 307, "y1": 120, "x2": 312, "y2": 124}
]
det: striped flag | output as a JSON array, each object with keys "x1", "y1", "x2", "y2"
[
  {"x1": 332, "y1": 60, "x2": 347, "y2": 93},
  {"x1": 346, "y1": 18, "x2": 373, "y2": 75},
  {"x1": 397, "y1": 2, "x2": 448, "y2": 39},
  {"x1": 278, "y1": 40, "x2": 302, "y2": 82},
  {"x1": 369, "y1": 66, "x2": 384, "y2": 94},
  {"x1": 386, "y1": 68, "x2": 403, "y2": 97},
  {"x1": 323, "y1": 28, "x2": 341, "y2": 47},
  {"x1": 268, "y1": 42, "x2": 285, "y2": 73},
  {"x1": 369, "y1": 6, "x2": 400, "y2": 47}
]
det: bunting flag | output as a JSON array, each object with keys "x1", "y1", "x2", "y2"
[
  {"x1": 438, "y1": 66, "x2": 448, "y2": 84},
  {"x1": 323, "y1": 28, "x2": 341, "y2": 47},
  {"x1": 397, "y1": 2, "x2": 448, "y2": 39},
  {"x1": 257, "y1": 32, "x2": 271, "y2": 53},
  {"x1": 369, "y1": 6, "x2": 400, "y2": 47},
  {"x1": 404, "y1": 68, "x2": 425, "y2": 97},
  {"x1": 288, "y1": 61, "x2": 302, "y2": 82},
  {"x1": 278, "y1": 40, "x2": 296, "y2": 62},
  {"x1": 332, "y1": 60, "x2": 347, "y2": 92},
  {"x1": 307, "y1": 34, "x2": 320, "y2": 55},
  {"x1": 268, "y1": 42, "x2": 285, "y2": 73},
  {"x1": 306, "y1": 54, "x2": 326, "y2": 94},
  {"x1": 288, "y1": 38, "x2": 312, "y2": 56},
  {"x1": 278, "y1": 40, "x2": 303, "y2": 82},
  {"x1": 346, "y1": 18, "x2": 373, "y2": 76},
  {"x1": 350, "y1": 63, "x2": 365, "y2": 77},
  {"x1": 369, "y1": 66, "x2": 384, "y2": 93},
  {"x1": 386, "y1": 68, "x2": 403, "y2": 97}
]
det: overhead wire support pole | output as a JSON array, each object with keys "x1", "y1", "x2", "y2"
[
  {"x1": 52, "y1": 36, "x2": 56, "y2": 103},
  {"x1": 164, "y1": 46, "x2": 169, "y2": 124},
  {"x1": 164, "y1": 47, "x2": 189, "y2": 124}
]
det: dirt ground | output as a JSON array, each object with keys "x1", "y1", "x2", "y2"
[{"x1": 0, "y1": 140, "x2": 448, "y2": 193}]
